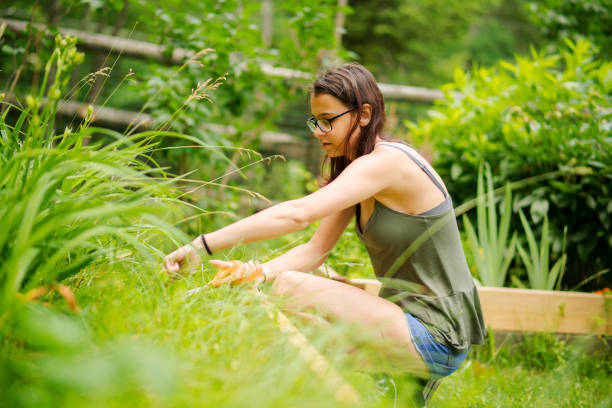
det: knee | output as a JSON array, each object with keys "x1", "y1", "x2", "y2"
[{"x1": 270, "y1": 270, "x2": 304, "y2": 297}]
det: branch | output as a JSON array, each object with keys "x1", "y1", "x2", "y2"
[{"x1": 1, "y1": 17, "x2": 444, "y2": 103}]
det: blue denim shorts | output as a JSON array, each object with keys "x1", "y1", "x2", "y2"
[{"x1": 405, "y1": 313, "x2": 468, "y2": 378}]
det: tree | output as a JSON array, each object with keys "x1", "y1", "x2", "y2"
[
  {"x1": 343, "y1": 0, "x2": 499, "y2": 86},
  {"x1": 526, "y1": 0, "x2": 612, "y2": 58}
]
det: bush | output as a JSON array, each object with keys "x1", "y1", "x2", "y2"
[
  {"x1": 407, "y1": 39, "x2": 612, "y2": 288},
  {"x1": 0, "y1": 35, "x2": 188, "y2": 313},
  {"x1": 526, "y1": 0, "x2": 612, "y2": 58}
]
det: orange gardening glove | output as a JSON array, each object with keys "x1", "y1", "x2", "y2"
[{"x1": 208, "y1": 260, "x2": 264, "y2": 287}]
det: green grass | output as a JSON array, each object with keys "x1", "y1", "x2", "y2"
[
  {"x1": 432, "y1": 358, "x2": 612, "y2": 407},
  {"x1": 4, "y1": 258, "x2": 610, "y2": 408},
  {"x1": 43, "y1": 262, "x2": 389, "y2": 407},
  {"x1": 2, "y1": 33, "x2": 611, "y2": 408}
]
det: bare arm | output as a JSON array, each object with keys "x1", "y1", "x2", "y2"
[
  {"x1": 261, "y1": 207, "x2": 353, "y2": 280},
  {"x1": 163, "y1": 150, "x2": 396, "y2": 273},
  {"x1": 204, "y1": 152, "x2": 394, "y2": 251}
]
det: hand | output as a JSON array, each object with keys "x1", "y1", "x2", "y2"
[
  {"x1": 208, "y1": 259, "x2": 264, "y2": 287},
  {"x1": 163, "y1": 244, "x2": 202, "y2": 275}
]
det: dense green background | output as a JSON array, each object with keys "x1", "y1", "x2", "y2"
[{"x1": 1, "y1": 1, "x2": 611, "y2": 407}]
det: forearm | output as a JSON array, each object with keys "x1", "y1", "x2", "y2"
[
  {"x1": 261, "y1": 243, "x2": 329, "y2": 281},
  {"x1": 190, "y1": 200, "x2": 309, "y2": 253}
]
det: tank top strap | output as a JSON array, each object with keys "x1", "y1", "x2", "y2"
[{"x1": 378, "y1": 142, "x2": 447, "y2": 198}]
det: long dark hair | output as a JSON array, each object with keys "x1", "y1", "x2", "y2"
[{"x1": 311, "y1": 63, "x2": 390, "y2": 183}]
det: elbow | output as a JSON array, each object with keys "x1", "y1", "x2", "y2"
[{"x1": 283, "y1": 200, "x2": 315, "y2": 230}]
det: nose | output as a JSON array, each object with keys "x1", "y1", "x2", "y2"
[{"x1": 312, "y1": 126, "x2": 325, "y2": 139}]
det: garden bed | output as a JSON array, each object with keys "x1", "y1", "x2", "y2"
[
  {"x1": 349, "y1": 279, "x2": 612, "y2": 335},
  {"x1": 478, "y1": 286, "x2": 612, "y2": 335}
]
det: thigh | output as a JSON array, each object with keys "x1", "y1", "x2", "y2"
[{"x1": 270, "y1": 271, "x2": 429, "y2": 376}]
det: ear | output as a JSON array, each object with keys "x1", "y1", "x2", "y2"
[{"x1": 358, "y1": 104, "x2": 372, "y2": 127}]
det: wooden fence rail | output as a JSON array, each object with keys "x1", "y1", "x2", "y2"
[
  {"x1": 4, "y1": 93, "x2": 311, "y2": 161},
  {"x1": 1, "y1": 17, "x2": 444, "y2": 103}
]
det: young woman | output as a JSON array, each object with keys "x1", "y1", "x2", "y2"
[{"x1": 163, "y1": 63, "x2": 486, "y2": 380}]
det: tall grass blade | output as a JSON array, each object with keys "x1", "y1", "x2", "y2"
[
  {"x1": 517, "y1": 210, "x2": 567, "y2": 290},
  {"x1": 462, "y1": 163, "x2": 517, "y2": 287}
]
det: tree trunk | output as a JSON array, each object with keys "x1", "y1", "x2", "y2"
[
  {"x1": 260, "y1": 0, "x2": 273, "y2": 46},
  {"x1": 334, "y1": 0, "x2": 348, "y2": 48}
]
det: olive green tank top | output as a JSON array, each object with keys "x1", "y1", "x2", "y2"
[{"x1": 356, "y1": 143, "x2": 486, "y2": 352}]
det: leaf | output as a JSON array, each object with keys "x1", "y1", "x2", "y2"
[
  {"x1": 499, "y1": 60, "x2": 517, "y2": 74},
  {"x1": 519, "y1": 209, "x2": 541, "y2": 289},
  {"x1": 427, "y1": 110, "x2": 447, "y2": 120},
  {"x1": 516, "y1": 241, "x2": 535, "y2": 288},
  {"x1": 586, "y1": 195, "x2": 597, "y2": 210},
  {"x1": 451, "y1": 163, "x2": 462, "y2": 180},
  {"x1": 547, "y1": 254, "x2": 567, "y2": 291},
  {"x1": 510, "y1": 275, "x2": 526, "y2": 289},
  {"x1": 530, "y1": 199, "x2": 549, "y2": 224}
]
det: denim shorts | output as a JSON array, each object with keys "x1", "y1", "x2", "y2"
[{"x1": 405, "y1": 313, "x2": 468, "y2": 378}]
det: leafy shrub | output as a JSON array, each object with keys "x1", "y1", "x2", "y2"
[
  {"x1": 407, "y1": 38, "x2": 612, "y2": 288},
  {"x1": 526, "y1": 0, "x2": 612, "y2": 58}
]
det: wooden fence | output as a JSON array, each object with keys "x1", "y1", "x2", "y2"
[
  {"x1": 2, "y1": 16, "x2": 445, "y2": 171},
  {"x1": 1, "y1": 17, "x2": 444, "y2": 103}
]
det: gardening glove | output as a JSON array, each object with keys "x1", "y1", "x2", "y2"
[{"x1": 208, "y1": 259, "x2": 264, "y2": 287}]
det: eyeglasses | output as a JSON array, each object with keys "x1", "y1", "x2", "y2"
[{"x1": 306, "y1": 108, "x2": 355, "y2": 133}]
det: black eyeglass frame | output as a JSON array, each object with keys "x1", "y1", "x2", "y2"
[{"x1": 306, "y1": 107, "x2": 356, "y2": 133}]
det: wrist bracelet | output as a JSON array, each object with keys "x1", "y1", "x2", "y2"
[{"x1": 200, "y1": 234, "x2": 213, "y2": 255}]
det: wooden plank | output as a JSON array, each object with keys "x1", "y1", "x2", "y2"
[
  {"x1": 339, "y1": 278, "x2": 611, "y2": 335},
  {"x1": 344, "y1": 278, "x2": 382, "y2": 296},
  {"x1": 0, "y1": 17, "x2": 191, "y2": 64},
  {"x1": 4, "y1": 94, "x2": 305, "y2": 159},
  {"x1": 477, "y1": 286, "x2": 612, "y2": 335}
]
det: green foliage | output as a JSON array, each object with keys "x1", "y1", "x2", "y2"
[
  {"x1": 344, "y1": 0, "x2": 500, "y2": 85},
  {"x1": 514, "y1": 210, "x2": 567, "y2": 290},
  {"x1": 463, "y1": 165, "x2": 517, "y2": 287},
  {"x1": 0, "y1": 35, "x2": 189, "y2": 313},
  {"x1": 509, "y1": 332, "x2": 569, "y2": 370},
  {"x1": 408, "y1": 38, "x2": 612, "y2": 288},
  {"x1": 326, "y1": 225, "x2": 373, "y2": 278},
  {"x1": 526, "y1": 0, "x2": 612, "y2": 58},
  {"x1": 1, "y1": 1, "x2": 342, "y2": 185},
  {"x1": 1, "y1": 262, "x2": 395, "y2": 408},
  {"x1": 468, "y1": 20, "x2": 516, "y2": 67},
  {"x1": 1, "y1": 302, "x2": 177, "y2": 408},
  {"x1": 276, "y1": 1, "x2": 350, "y2": 68},
  {"x1": 466, "y1": 0, "x2": 543, "y2": 68},
  {"x1": 434, "y1": 333, "x2": 612, "y2": 407}
]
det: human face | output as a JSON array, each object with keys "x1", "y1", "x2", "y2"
[{"x1": 309, "y1": 93, "x2": 359, "y2": 158}]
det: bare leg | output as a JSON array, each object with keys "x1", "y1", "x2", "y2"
[
  {"x1": 285, "y1": 310, "x2": 331, "y2": 327},
  {"x1": 270, "y1": 271, "x2": 429, "y2": 377}
]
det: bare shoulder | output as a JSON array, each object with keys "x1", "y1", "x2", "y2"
[
  {"x1": 338, "y1": 144, "x2": 415, "y2": 182},
  {"x1": 374, "y1": 142, "x2": 436, "y2": 171},
  {"x1": 374, "y1": 141, "x2": 418, "y2": 157},
  {"x1": 346, "y1": 145, "x2": 400, "y2": 171},
  {"x1": 370, "y1": 142, "x2": 421, "y2": 171},
  {"x1": 360, "y1": 142, "x2": 413, "y2": 164},
  {"x1": 373, "y1": 141, "x2": 448, "y2": 193}
]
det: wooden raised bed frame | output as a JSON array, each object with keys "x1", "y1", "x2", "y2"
[{"x1": 346, "y1": 279, "x2": 612, "y2": 335}]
